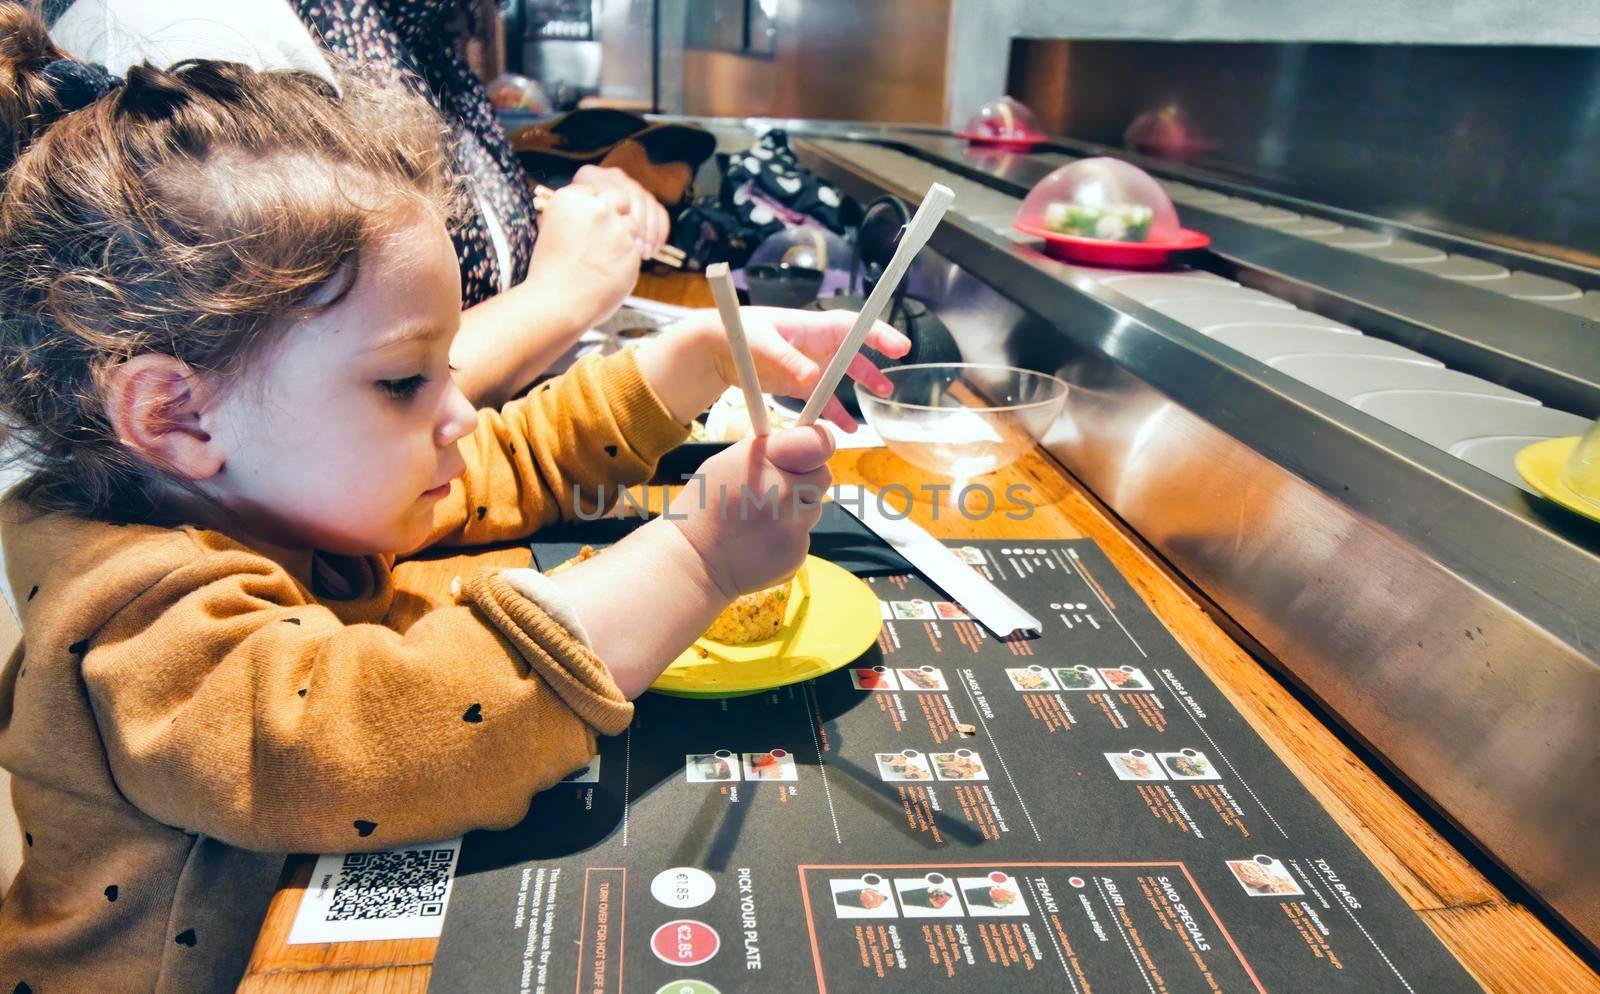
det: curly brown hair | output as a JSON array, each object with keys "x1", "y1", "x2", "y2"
[{"x1": 0, "y1": 2, "x2": 460, "y2": 522}]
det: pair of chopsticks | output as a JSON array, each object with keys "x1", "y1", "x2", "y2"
[
  {"x1": 705, "y1": 181, "x2": 956, "y2": 437},
  {"x1": 531, "y1": 184, "x2": 687, "y2": 268}
]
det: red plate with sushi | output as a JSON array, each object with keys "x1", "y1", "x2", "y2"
[
  {"x1": 1013, "y1": 221, "x2": 1211, "y2": 266},
  {"x1": 956, "y1": 131, "x2": 1049, "y2": 152}
]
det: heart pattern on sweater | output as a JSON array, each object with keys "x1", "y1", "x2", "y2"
[
  {"x1": 463, "y1": 703, "x2": 483, "y2": 723},
  {"x1": 354, "y1": 819, "x2": 378, "y2": 837},
  {"x1": 104, "y1": 885, "x2": 118, "y2": 902},
  {"x1": 174, "y1": 928, "x2": 196, "y2": 947}
]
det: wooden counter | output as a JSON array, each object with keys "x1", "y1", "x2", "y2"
[{"x1": 238, "y1": 274, "x2": 1598, "y2": 994}]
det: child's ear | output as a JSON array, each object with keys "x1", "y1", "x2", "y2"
[{"x1": 103, "y1": 354, "x2": 225, "y2": 482}]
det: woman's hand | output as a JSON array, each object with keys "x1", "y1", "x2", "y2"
[
  {"x1": 569, "y1": 164, "x2": 671, "y2": 257},
  {"x1": 635, "y1": 307, "x2": 913, "y2": 429},
  {"x1": 525, "y1": 182, "x2": 643, "y2": 325}
]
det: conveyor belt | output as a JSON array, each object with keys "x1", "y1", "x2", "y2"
[
  {"x1": 1028, "y1": 153, "x2": 1600, "y2": 321},
  {"x1": 881, "y1": 136, "x2": 1600, "y2": 416},
  {"x1": 807, "y1": 140, "x2": 1591, "y2": 492}
]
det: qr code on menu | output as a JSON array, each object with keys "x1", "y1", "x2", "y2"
[
  {"x1": 287, "y1": 840, "x2": 462, "y2": 944},
  {"x1": 327, "y1": 849, "x2": 454, "y2": 921}
]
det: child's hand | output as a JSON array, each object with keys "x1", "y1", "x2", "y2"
[
  {"x1": 667, "y1": 426, "x2": 835, "y2": 597},
  {"x1": 636, "y1": 308, "x2": 912, "y2": 430}
]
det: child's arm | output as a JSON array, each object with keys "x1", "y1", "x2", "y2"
[
  {"x1": 544, "y1": 427, "x2": 836, "y2": 697},
  {"x1": 419, "y1": 308, "x2": 908, "y2": 553},
  {"x1": 80, "y1": 540, "x2": 632, "y2": 854},
  {"x1": 420, "y1": 347, "x2": 689, "y2": 550}
]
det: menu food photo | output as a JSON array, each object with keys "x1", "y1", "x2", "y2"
[{"x1": 288, "y1": 509, "x2": 1480, "y2": 993}]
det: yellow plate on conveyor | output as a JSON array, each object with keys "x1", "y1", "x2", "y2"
[
  {"x1": 1515, "y1": 436, "x2": 1600, "y2": 524},
  {"x1": 650, "y1": 556, "x2": 882, "y2": 699}
]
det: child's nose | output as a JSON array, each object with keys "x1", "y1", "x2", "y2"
[{"x1": 435, "y1": 383, "x2": 479, "y2": 448}]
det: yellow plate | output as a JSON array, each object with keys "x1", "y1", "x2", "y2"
[
  {"x1": 650, "y1": 555, "x2": 882, "y2": 698},
  {"x1": 1515, "y1": 436, "x2": 1600, "y2": 523}
]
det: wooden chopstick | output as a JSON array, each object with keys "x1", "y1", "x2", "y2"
[
  {"x1": 794, "y1": 181, "x2": 955, "y2": 426},
  {"x1": 532, "y1": 184, "x2": 684, "y2": 268},
  {"x1": 705, "y1": 262, "x2": 769, "y2": 437}
]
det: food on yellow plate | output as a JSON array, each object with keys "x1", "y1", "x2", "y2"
[
  {"x1": 549, "y1": 545, "x2": 602, "y2": 572},
  {"x1": 702, "y1": 580, "x2": 792, "y2": 645},
  {"x1": 551, "y1": 547, "x2": 791, "y2": 646}
]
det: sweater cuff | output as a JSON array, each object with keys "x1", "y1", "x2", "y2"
[
  {"x1": 460, "y1": 569, "x2": 633, "y2": 736},
  {"x1": 595, "y1": 348, "x2": 691, "y2": 465},
  {"x1": 498, "y1": 567, "x2": 593, "y2": 649}
]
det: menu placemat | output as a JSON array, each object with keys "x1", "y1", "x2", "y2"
[{"x1": 425, "y1": 539, "x2": 1479, "y2": 993}]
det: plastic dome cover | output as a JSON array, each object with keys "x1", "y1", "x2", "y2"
[
  {"x1": 1123, "y1": 105, "x2": 1215, "y2": 161},
  {"x1": 747, "y1": 225, "x2": 851, "y2": 273},
  {"x1": 964, "y1": 96, "x2": 1040, "y2": 139},
  {"x1": 1014, "y1": 157, "x2": 1180, "y2": 243},
  {"x1": 736, "y1": 225, "x2": 854, "y2": 302}
]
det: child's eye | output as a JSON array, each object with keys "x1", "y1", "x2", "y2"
[{"x1": 378, "y1": 374, "x2": 428, "y2": 401}]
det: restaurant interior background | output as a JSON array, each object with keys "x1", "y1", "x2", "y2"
[
  {"x1": 500, "y1": 0, "x2": 1597, "y2": 266},
  {"x1": 3, "y1": 2, "x2": 1596, "y2": 991}
]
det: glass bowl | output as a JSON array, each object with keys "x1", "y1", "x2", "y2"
[
  {"x1": 1560, "y1": 417, "x2": 1600, "y2": 508},
  {"x1": 855, "y1": 363, "x2": 1068, "y2": 480}
]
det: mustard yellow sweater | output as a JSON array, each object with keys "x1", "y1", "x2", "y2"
[{"x1": 0, "y1": 350, "x2": 688, "y2": 993}]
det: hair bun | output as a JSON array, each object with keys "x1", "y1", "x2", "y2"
[
  {"x1": 40, "y1": 59, "x2": 122, "y2": 112},
  {"x1": 117, "y1": 62, "x2": 191, "y2": 120}
]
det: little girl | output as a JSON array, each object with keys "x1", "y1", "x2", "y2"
[{"x1": 0, "y1": 7, "x2": 906, "y2": 992}]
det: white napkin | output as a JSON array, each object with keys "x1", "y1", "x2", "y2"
[{"x1": 832, "y1": 484, "x2": 1042, "y2": 638}]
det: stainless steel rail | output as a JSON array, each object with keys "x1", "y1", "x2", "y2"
[
  {"x1": 795, "y1": 135, "x2": 1600, "y2": 956},
  {"x1": 885, "y1": 135, "x2": 1600, "y2": 417}
]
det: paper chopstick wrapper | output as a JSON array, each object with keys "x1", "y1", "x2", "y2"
[{"x1": 831, "y1": 484, "x2": 1042, "y2": 639}]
